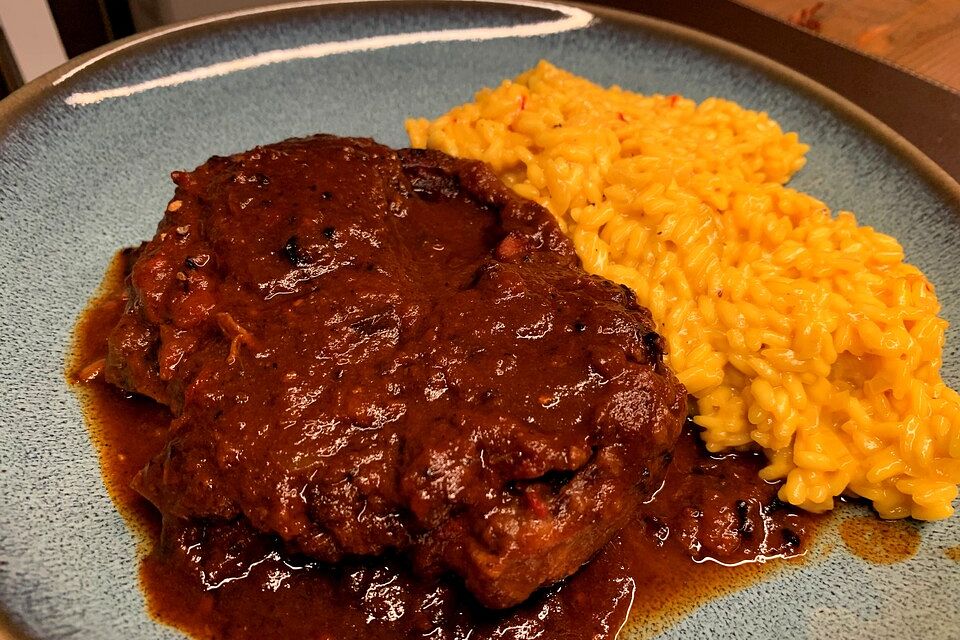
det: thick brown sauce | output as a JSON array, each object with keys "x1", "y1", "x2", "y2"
[
  {"x1": 71, "y1": 253, "x2": 819, "y2": 640},
  {"x1": 839, "y1": 516, "x2": 921, "y2": 565}
]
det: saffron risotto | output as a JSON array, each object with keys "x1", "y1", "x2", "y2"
[{"x1": 407, "y1": 61, "x2": 960, "y2": 520}]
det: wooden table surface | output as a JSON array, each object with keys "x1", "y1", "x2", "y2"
[{"x1": 740, "y1": 0, "x2": 960, "y2": 92}]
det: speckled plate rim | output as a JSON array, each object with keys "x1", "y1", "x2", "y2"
[{"x1": 1, "y1": 1, "x2": 958, "y2": 638}]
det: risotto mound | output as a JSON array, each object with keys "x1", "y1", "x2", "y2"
[{"x1": 407, "y1": 61, "x2": 960, "y2": 520}]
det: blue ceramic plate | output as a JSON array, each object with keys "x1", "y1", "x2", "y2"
[{"x1": 2, "y1": 2, "x2": 959, "y2": 638}]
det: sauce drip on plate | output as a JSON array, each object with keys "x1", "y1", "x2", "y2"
[{"x1": 839, "y1": 516, "x2": 920, "y2": 565}]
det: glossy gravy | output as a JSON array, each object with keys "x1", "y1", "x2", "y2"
[{"x1": 71, "y1": 254, "x2": 817, "y2": 640}]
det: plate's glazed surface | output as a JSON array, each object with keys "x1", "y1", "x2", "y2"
[{"x1": 1, "y1": 2, "x2": 959, "y2": 639}]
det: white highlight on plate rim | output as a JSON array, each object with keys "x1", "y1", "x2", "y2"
[{"x1": 60, "y1": 0, "x2": 594, "y2": 107}]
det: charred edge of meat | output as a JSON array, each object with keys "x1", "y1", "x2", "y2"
[
  {"x1": 283, "y1": 235, "x2": 310, "y2": 267},
  {"x1": 736, "y1": 500, "x2": 754, "y2": 539},
  {"x1": 642, "y1": 331, "x2": 664, "y2": 365},
  {"x1": 762, "y1": 496, "x2": 787, "y2": 515},
  {"x1": 781, "y1": 528, "x2": 801, "y2": 548},
  {"x1": 405, "y1": 165, "x2": 464, "y2": 202}
]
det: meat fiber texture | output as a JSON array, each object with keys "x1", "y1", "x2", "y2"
[{"x1": 105, "y1": 135, "x2": 687, "y2": 608}]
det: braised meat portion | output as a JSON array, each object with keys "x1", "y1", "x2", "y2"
[{"x1": 104, "y1": 135, "x2": 687, "y2": 608}]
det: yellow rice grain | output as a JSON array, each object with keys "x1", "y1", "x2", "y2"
[{"x1": 406, "y1": 60, "x2": 960, "y2": 520}]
